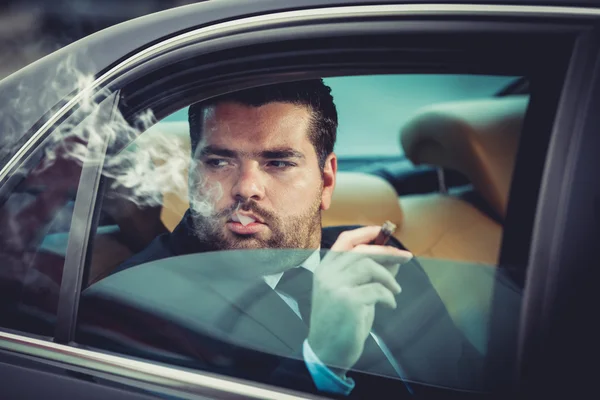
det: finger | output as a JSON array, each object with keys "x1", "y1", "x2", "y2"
[
  {"x1": 330, "y1": 226, "x2": 384, "y2": 252},
  {"x1": 318, "y1": 246, "x2": 373, "y2": 273},
  {"x1": 347, "y1": 259, "x2": 402, "y2": 294},
  {"x1": 318, "y1": 248, "x2": 360, "y2": 274},
  {"x1": 353, "y1": 282, "x2": 398, "y2": 309},
  {"x1": 352, "y1": 244, "x2": 413, "y2": 264},
  {"x1": 319, "y1": 245, "x2": 412, "y2": 275}
]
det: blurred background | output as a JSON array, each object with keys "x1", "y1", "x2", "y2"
[{"x1": 0, "y1": 0, "x2": 201, "y2": 79}]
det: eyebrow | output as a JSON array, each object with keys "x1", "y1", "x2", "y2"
[
  {"x1": 199, "y1": 145, "x2": 305, "y2": 160},
  {"x1": 261, "y1": 149, "x2": 305, "y2": 159},
  {"x1": 198, "y1": 145, "x2": 237, "y2": 158}
]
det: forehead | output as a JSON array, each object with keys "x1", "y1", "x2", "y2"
[{"x1": 200, "y1": 102, "x2": 313, "y2": 147}]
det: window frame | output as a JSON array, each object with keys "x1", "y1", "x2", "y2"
[
  {"x1": 0, "y1": 3, "x2": 598, "y2": 399},
  {"x1": 513, "y1": 28, "x2": 600, "y2": 397}
]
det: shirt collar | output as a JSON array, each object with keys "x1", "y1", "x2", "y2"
[{"x1": 263, "y1": 248, "x2": 321, "y2": 289}]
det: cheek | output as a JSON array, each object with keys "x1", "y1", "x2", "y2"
[
  {"x1": 191, "y1": 168, "x2": 229, "y2": 204},
  {"x1": 269, "y1": 170, "x2": 321, "y2": 212}
]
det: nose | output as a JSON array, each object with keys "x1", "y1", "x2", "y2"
[{"x1": 231, "y1": 162, "x2": 265, "y2": 201}]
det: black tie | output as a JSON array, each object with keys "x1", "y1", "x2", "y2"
[{"x1": 275, "y1": 267, "x2": 314, "y2": 325}]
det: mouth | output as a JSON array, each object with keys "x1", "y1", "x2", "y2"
[{"x1": 226, "y1": 211, "x2": 266, "y2": 235}]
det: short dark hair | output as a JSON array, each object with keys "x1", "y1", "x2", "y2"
[{"x1": 188, "y1": 79, "x2": 338, "y2": 168}]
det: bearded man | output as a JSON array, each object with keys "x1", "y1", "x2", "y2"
[{"x1": 109, "y1": 79, "x2": 484, "y2": 398}]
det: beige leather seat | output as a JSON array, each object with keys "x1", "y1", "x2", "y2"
[
  {"x1": 322, "y1": 172, "x2": 403, "y2": 230},
  {"x1": 397, "y1": 95, "x2": 529, "y2": 265}
]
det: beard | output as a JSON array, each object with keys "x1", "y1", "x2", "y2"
[
  {"x1": 189, "y1": 193, "x2": 322, "y2": 253},
  {"x1": 188, "y1": 194, "x2": 323, "y2": 273}
]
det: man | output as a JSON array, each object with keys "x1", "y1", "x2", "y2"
[{"x1": 105, "y1": 79, "x2": 483, "y2": 398}]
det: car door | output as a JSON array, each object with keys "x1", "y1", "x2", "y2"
[{"x1": 1, "y1": 2, "x2": 599, "y2": 399}]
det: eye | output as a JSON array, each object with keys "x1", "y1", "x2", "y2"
[
  {"x1": 204, "y1": 158, "x2": 230, "y2": 168},
  {"x1": 267, "y1": 160, "x2": 295, "y2": 168}
]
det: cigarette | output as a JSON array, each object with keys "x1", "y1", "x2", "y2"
[{"x1": 373, "y1": 221, "x2": 396, "y2": 245}]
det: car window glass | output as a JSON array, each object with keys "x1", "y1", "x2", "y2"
[
  {"x1": 75, "y1": 74, "x2": 531, "y2": 396},
  {"x1": 0, "y1": 142, "x2": 83, "y2": 337}
]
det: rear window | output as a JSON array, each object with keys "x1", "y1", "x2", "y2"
[{"x1": 159, "y1": 74, "x2": 521, "y2": 158}]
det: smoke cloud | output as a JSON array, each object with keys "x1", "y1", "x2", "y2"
[{"x1": 4, "y1": 53, "x2": 219, "y2": 219}]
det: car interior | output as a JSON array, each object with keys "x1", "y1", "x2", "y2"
[
  {"x1": 0, "y1": 73, "x2": 531, "y2": 358},
  {"x1": 75, "y1": 74, "x2": 530, "y2": 353}
]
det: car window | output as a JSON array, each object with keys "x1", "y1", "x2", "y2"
[
  {"x1": 0, "y1": 140, "x2": 83, "y2": 337},
  {"x1": 67, "y1": 72, "x2": 536, "y2": 397}
]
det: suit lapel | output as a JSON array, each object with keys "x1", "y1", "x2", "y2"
[{"x1": 208, "y1": 277, "x2": 308, "y2": 355}]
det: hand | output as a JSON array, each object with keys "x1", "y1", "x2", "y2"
[{"x1": 307, "y1": 226, "x2": 413, "y2": 376}]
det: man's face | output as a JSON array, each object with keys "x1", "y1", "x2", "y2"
[{"x1": 189, "y1": 102, "x2": 336, "y2": 252}]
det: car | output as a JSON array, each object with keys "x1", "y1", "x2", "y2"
[{"x1": 0, "y1": 1, "x2": 598, "y2": 399}]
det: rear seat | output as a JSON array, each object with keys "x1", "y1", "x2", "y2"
[
  {"x1": 396, "y1": 95, "x2": 529, "y2": 354},
  {"x1": 398, "y1": 95, "x2": 529, "y2": 265}
]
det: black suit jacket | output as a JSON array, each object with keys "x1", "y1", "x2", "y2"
[{"x1": 81, "y1": 211, "x2": 484, "y2": 399}]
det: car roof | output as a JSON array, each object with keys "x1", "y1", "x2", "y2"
[{"x1": 1, "y1": 0, "x2": 599, "y2": 170}]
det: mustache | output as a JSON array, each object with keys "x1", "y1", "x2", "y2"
[{"x1": 215, "y1": 199, "x2": 276, "y2": 222}]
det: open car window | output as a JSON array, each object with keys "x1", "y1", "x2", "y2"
[{"x1": 65, "y1": 69, "x2": 541, "y2": 397}]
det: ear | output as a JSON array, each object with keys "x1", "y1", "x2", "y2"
[{"x1": 320, "y1": 152, "x2": 337, "y2": 211}]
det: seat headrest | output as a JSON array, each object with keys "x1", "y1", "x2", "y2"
[
  {"x1": 322, "y1": 172, "x2": 403, "y2": 229},
  {"x1": 400, "y1": 95, "x2": 528, "y2": 219}
]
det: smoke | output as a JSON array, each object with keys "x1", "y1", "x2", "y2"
[{"x1": 7, "y1": 53, "x2": 219, "y2": 220}]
